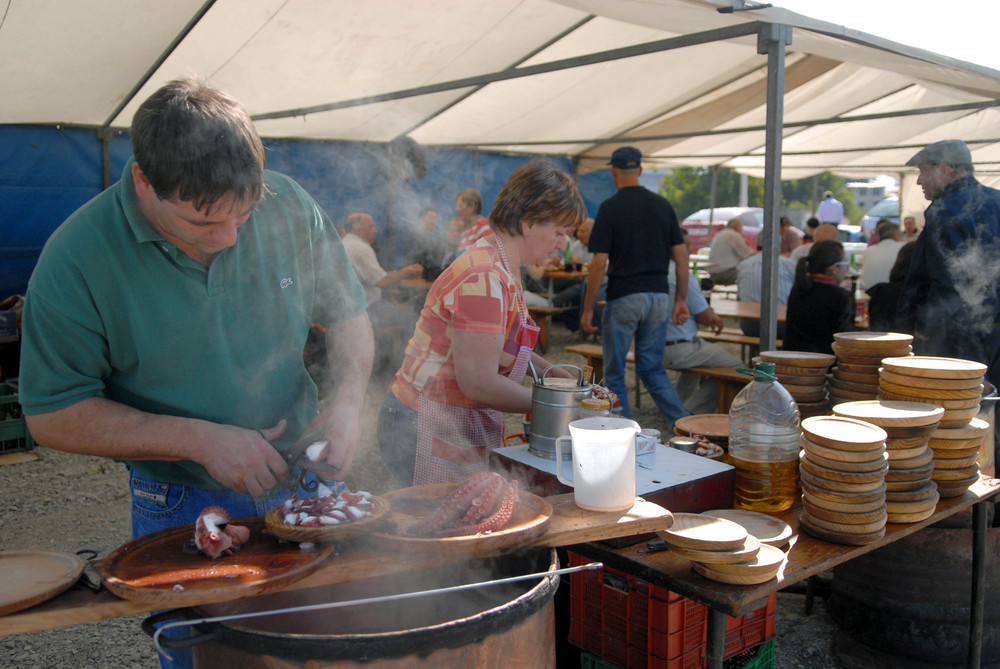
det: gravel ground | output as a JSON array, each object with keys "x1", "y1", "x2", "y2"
[{"x1": 0, "y1": 323, "x2": 842, "y2": 668}]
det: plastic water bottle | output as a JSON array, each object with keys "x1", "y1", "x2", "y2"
[{"x1": 727, "y1": 361, "x2": 801, "y2": 512}]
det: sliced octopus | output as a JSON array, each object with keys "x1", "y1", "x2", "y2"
[
  {"x1": 183, "y1": 506, "x2": 251, "y2": 559},
  {"x1": 405, "y1": 471, "x2": 520, "y2": 537}
]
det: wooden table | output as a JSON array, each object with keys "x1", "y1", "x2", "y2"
[
  {"x1": 570, "y1": 477, "x2": 1000, "y2": 669},
  {"x1": 711, "y1": 300, "x2": 787, "y2": 322},
  {"x1": 542, "y1": 266, "x2": 588, "y2": 306}
]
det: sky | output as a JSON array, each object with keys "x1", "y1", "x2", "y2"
[{"x1": 771, "y1": 0, "x2": 1000, "y2": 72}]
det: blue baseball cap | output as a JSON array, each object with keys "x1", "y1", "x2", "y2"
[
  {"x1": 607, "y1": 146, "x2": 642, "y2": 168},
  {"x1": 906, "y1": 139, "x2": 972, "y2": 167}
]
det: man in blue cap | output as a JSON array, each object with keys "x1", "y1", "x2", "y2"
[
  {"x1": 582, "y1": 146, "x2": 690, "y2": 427},
  {"x1": 897, "y1": 139, "x2": 1000, "y2": 388}
]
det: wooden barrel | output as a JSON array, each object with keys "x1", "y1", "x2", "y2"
[{"x1": 831, "y1": 525, "x2": 1000, "y2": 665}]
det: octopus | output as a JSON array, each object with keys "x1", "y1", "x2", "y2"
[
  {"x1": 404, "y1": 471, "x2": 520, "y2": 537},
  {"x1": 183, "y1": 506, "x2": 251, "y2": 559},
  {"x1": 281, "y1": 490, "x2": 374, "y2": 526},
  {"x1": 590, "y1": 383, "x2": 619, "y2": 408}
]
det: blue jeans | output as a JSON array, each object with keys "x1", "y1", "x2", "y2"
[
  {"x1": 130, "y1": 469, "x2": 345, "y2": 669},
  {"x1": 602, "y1": 293, "x2": 690, "y2": 427}
]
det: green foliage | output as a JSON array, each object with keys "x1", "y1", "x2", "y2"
[{"x1": 659, "y1": 167, "x2": 859, "y2": 220}]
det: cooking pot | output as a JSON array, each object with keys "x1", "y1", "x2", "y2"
[
  {"x1": 528, "y1": 364, "x2": 593, "y2": 460},
  {"x1": 146, "y1": 548, "x2": 559, "y2": 668}
]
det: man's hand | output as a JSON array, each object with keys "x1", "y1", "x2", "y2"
[
  {"x1": 398, "y1": 264, "x2": 423, "y2": 280},
  {"x1": 672, "y1": 300, "x2": 690, "y2": 325},
  {"x1": 581, "y1": 307, "x2": 599, "y2": 334},
  {"x1": 200, "y1": 419, "x2": 290, "y2": 498}
]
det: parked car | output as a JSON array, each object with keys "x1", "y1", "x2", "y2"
[
  {"x1": 859, "y1": 197, "x2": 899, "y2": 241},
  {"x1": 680, "y1": 206, "x2": 763, "y2": 252}
]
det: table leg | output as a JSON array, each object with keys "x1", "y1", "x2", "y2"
[
  {"x1": 969, "y1": 499, "x2": 987, "y2": 669},
  {"x1": 547, "y1": 276, "x2": 555, "y2": 307},
  {"x1": 706, "y1": 607, "x2": 727, "y2": 669}
]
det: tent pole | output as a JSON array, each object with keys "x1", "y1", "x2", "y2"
[
  {"x1": 97, "y1": 128, "x2": 112, "y2": 191},
  {"x1": 758, "y1": 24, "x2": 791, "y2": 355}
]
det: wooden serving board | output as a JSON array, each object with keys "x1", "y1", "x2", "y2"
[
  {"x1": 802, "y1": 491, "x2": 886, "y2": 514},
  {"x1": 99, "y1": 518, "x2": 336, "y2": 605},
  {"x1": 879, "y1": 369, "x2": 984, "y2": 390},
  {"x1": 879, "y1": 380, "x2": 984, "y2": 401},
  {"x1": 832, "y1": 399, "x2": 944, "y2": 427},
  {"x1": 833, "y1": 332, "x2": 913, "y2": 349},
  {"x1": 667, "y1": 535, "x2": 761, "y2": 564},
  {"x1": 0, "y1": 551, "x2": 85, "y2": 616},
  {"x1": 700, "y1": 509, "x2": 793, "y2": 547},
  {"x1": 802, "y1": 415, "x2": 887, "y2": 449},
  {"x1": 659, "y1": 513, "x2": 747, "y2": 551},
  {"x1": 761, "y1": 350, "x2": 836, "y2": 368},
  {"x1": 880, "y1": 356, "x2": 987, "y2": 379},
  {"x1": 673, "y1": 414, "x2": 730, "y2": 441},
  {"x1": 930, "y1": 417, "x2": 990, "y2": 440}
]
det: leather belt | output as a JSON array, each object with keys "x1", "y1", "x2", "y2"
[{"x1": 664, "y1": 339, "x2": 693, "y2": 347}]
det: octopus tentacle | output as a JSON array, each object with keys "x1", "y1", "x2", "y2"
[
  {"x1": 436, "y1": 481, "x2": 519, "y2": 537},
  {"x1": 404, "y1": 471, "x2": 497, "y2": 536}
]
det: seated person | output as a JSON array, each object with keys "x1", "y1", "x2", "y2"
[
  {"x1": 789, "y1": 222, "x2": 837, "y2": 262},
  {"x1": 780, "y1": 216, "x2": 804, "y2": 255},
  {"x1": 735, "y1": 240, "x2": 795, "y2": 339},
  {"x1": 405, "y1": 206, "x2": 448, "y2": 283},
  {"x1": 867, "y1": 241, "x2": 917, "y2": 332},
  {"x1": 663, "y1": 261, "x2": 743, "y2": 414},
  {"x1": 859, "y1": 219, "x2": 905, "y2": 291},
  {"x1": 707, "y1": 217, "x2": 754, "y2": 284},
  {"x1": 783, "y1": 240, "x2": 855, "y2": 355}
]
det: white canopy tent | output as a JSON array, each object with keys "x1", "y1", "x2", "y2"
[{"x1": 4, "y1": 0, "x2": 1000, "y2": 345}]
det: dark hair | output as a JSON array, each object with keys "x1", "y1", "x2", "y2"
[
  {"x1": 876, "y1": 218, "x2": 898, "y2": 241},
  {"x1": 489, "y1": 160, "x2": 586, "y2": 236},
  {"x1": 889, "y1": 241, "x2": 917, "y2": 283},
  {"x1": 806, "y1": 217, "x2": 820, "y2": 229},
  {"x1": 131, "y1": 77, "x2": 265, "y2": 212},
  {"x1": 792, "y1": 239, "x2": 845, "y2": 295},
  {"x1": 456, "y1": 189, "x2": 483, "y2": 216}
]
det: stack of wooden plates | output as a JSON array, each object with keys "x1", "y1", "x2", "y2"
[
  {"x1": 798, "y1": 415, "x2": 889, "y2": 544},
  {"x1": 829, "y1": 332, "x2": 913, "y2": 405},
  {"x1": 878, "y1": 356, "x2": 986, "y2": 429},
  {"x1": 831, "y1": 400, "x2": 944, "y2": 522},
  {"x1": 927, "y1": 417, "x2": 989, "y2": 497},
  {"x1": 759, "y1": 350, "x2": 836, "y2": 417},
  {"x1": 674, "y1": 414, "x2": 730, "y2": 450},
  {"x1": 658, "y1": 512, "x2": 786, "y2": 585}
]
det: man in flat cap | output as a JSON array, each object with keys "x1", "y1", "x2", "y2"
[
  {"x1": 897, "y1": 139, "x2": 1000, "y2": 388},
  {"x1": 582, "y1": 146, "x2": 690, "y2": 427}
]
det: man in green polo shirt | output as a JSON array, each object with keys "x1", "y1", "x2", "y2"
[{"x1": 19, "y1": 77, "x2": 373, "y2": 538}]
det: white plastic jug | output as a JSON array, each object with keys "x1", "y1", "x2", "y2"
[{"x1": 555, "y1": 416, "x2": 640, "y2": 512}]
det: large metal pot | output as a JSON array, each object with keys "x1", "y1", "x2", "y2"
[
  {"x1": 528, "y1": 364, "x2": 593, "y2": 460},
  {"x1": 152, "y1": 549, "x2": 559, "y2": 668}
]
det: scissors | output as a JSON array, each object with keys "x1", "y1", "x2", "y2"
[{"x1": 280, "y1": 425, "x2": 338, "y2": 492}]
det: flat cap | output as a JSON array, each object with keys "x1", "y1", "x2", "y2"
[
  {"x1": 607, "y1": 146, "x2": 642, "y2": 168},
  {"x1": 906, "y1": 139, "x2": 972, "y2": 167}
]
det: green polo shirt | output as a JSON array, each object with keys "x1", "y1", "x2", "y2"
[{"x1": 20, "y1": 160, "x2": 367, "y2": 489}]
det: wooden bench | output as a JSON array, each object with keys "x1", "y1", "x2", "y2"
[
  {"x1": 698, "y1": 328, "x2": 782, "y2": 362},
  {"x1": 527, "y1": 305, "x2": 566, "y2": 354},
  {"x1": 564, "y1": 343, "x2": 642, "y2": 407}
]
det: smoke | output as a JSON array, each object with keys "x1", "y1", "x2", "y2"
[{"x1": 939, "y1": 226, "x2": 1000, "y2": 337}]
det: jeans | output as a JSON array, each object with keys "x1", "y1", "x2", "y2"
[
  {"x1": 376, "y1": 391, "x2": 419, "y2": 487},
  {"x1": 130, "y1": 469, "x2": 344, "y2": 669},
  {"x1": 602, "y1": 292, "x2": 689, "y2": 427}
]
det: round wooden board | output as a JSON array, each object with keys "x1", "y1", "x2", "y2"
[
  {"x1": 836, "y1": 361, "x2": 882, "y2": 374},
  {"x1": 802, "y1": 491, "x2": 886, "y2": 514},
  {"x1": 777, "y1": 373, "x2": 827, "y2": 387},
  {"x1": 831, "y1": 369, "x2": 880, "y2": 385},
  {"x1": 800, "y1": 453, "x2": 888, "y2": 483},
  {"x1": 879, "y1": 380, "x2": 984, "y2": 401},
  {"x1": 887, "y1": 507, "x2": 937, "y2": 524},
  {"x1": 933, "y1": 454, "x2": 981, "y2": 469},
  {"x1": 940, "y1": 410, "x2": 983, "y2": 428},
  {"x1": 264, "y1": 495, "x2": 391, "y2": 543},
  {"x1": 674, "y1": 414, "x2": 730, "y2": 442},
  {"x1": 802, "y1": 509, "x2": 887, "y2": 535},
  {"x1": 800, "y1": 469, "x2": 885, "y2": 494},
  {"x1": 879, "y1": 369, "x2": 985, "y2": 390},
  {"x1": 692, "y1": 561, "x2": 780, "y2": 585},
  {"x1": 885, "y1": 477, "x2": 934, "y2": 492},
  {"x1": 878, "y1": 390, "x2": 980, "y2": 410},
  {"x1": 370, "y1": 484, "x2": 553, "y2": 557},
  {"x1": 933, "y1": 447, "x2": 982, "y2": 462},
  {"x1": 706, "y1": 543, "x2": 787, "y2": 575},
  {"x1": 884, "y1": 481, "x2": 938, "y2": 502},
  {"x1": 884, "y1": 461, "x2": 935, "y2": 482},
  {"x1": 932, "y1": 465, "x2": 981, "y2": 481},
  {"x1": 668, "y1": 535, "x2": 761, "y2": 564},
  {"x1": 802, "y1": 499, "x2": 887, "y2": 525},
  {"x1": 797, "y1": 400, "x2": 831, "y2": 418},
  {"x1": 0, "y1": 551, "x2": 85, "y2": 616},
  {"x1": 774, "y1": 363, "x2": 829, "y2": 377},
  {"x1": 936, "y1": 476, "x2": 981, "y2": 497},
  {"x1": 800, "y1": 447, "x2": 888, "y2": 473},
  {"x1": 700, "y1": 509, "x2": 793, "y2": 547},
  {"x1": 885, "y1": 435, "x2": 933, "y2": 450},
  {"x1": 930, "y1": 417, "x2": 991, "y2": 441},
  {"x1": 799, "y1": 513, "x2": 886, "y2": 545},
  {"x1": 100, "y1": 518, "x2": 336, "y2": 605},
  {"x1": 784, "y1": 382, "x2": 828, "y2": 394},
  {"x1": 788, "y1": 389, "x2": 829, "y2": 403},
  {"x1": 802, "y1": 415, "x2": 887, "y2": 449},
  {"x1": 889, "y1": 448, "x2": 934, "y2": 469},
  {"x1": 801, "y1": 436, "x2": 886, "y2": 462},
  {"x1": 658, "y1": 513, "x2": 748, "y2": 551},
  {"x1": 885, "y1": 491, "x2": 939, "y2": 514},
  {"x1": 801, "y1": 478, "x2": 887, "y2": 504},
  {"x1": 881, "y1": 356, "x2": 987, "y2": 380},
  {"x1": 930, "y1": 439, "x2": 984, "y2": 454},
  {"x1": 833, "y1": 331, "x2": 913, "y2": 349},
  {"x1": 885, "y1": 443, "x2": 930, "y2": 460},
  {"x1": 832, "y1": 399, "x2": 944, "y2": 427},
  {"x1": 761, "y1": 350, "x2": 836, "y2": 368},
  {"x1": 829, "y1": 377, "x2": 880, "y2": 394},
  {"x1": 829, "y1": 388, "x2": 878, "y2": 403}
]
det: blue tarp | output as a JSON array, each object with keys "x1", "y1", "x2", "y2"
[{"x1": 0, "y1": 124, "x2": 650, "y2": 299}]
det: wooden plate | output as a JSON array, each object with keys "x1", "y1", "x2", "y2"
[
  {"x1": 884, "y1": 461, "x2": 935, "y2": 482},
  {"x1": 705, "y1": 543, "x2": 787, "y2": 576},
  {"x1": 777, "y1": 373, "x2": 827, "y2": 386},
  {"x1": 801, "y1": 437, "x2": 886, "y2": 462},
  {"x1": 889, "y1": 448, "x2": 935, "y2": 469},
  {"x1": 692, "y1": 561, "x2": 780, "y2": 585},
  {"x1": 833, "y1": 332, "x2": 913, "y2": 349},
  {"x1": 887, "y1": 507, "x2": 937, "y2": 523},
  {"x1": 829, "y1": 378, "x2": 880, "y2": 394},
  {"x1": 936, "y1": 476, "x2": 981, "y2": 497},
  {"x1": 932, "y1": 465, "x2": 981, "y2": 481},
  {"x1": 933, "y1": 447, "x2": 982, "y2": 461},
  {"x1": 884, "y1": 482, "x2": 938, "y2": 502},
  {"x1": 799, "y1": 514, "x2": 886, "y2": 545},
  {"x1": 878, "y1": 390, "x2": 980, "y2": 410},
  {"x1": 773, "y1": 363, "x2": 829, "y2": 377},
  {"x1": 831, "y1": 369, "x2": 880, "y2": 385},
  {"x1": 784, "y1": 382, "x2": 829, "y2": 395},
  {"x1": 885, "y1": 491, "x2": 940, "y2": 515},
  {"x1": 760, "y1": 350, "x2": 836, "y2": 368},
  {"x1": 879, "y1": 369, "x2": 985, "y2": 390},
  {"x1": 802, "y1": 510, "x2": 887, "y2": 535},
  {"x1": 264, "y1": 495, "x2": 391, "y2": 543},
  {"x1": 0, "y1": 551, "x2": 85, "y2": 616},
  {"x1": 801, "y1": 447, "x2": 888, "y2": 473},
  {"x1": 800, "y1": 478, "x2": 887, "y2": 504},
  {"x1": 700, "y1": 509, "x2": 793, "y2": 547},
  {"x1": 930, "y1": 417, "x2": 991, "y2": 441},
  {"x1": 940, "y1": 409, "x2": 983, "y2": 427},
  {"x1": 832, "y1": 400, "x2": 944, "y2": 427},
  {"x1": 879, "y1": 380, "x2": 984, "y2": 401},
  {"x1": 829, "y1": 388, "x2": 878, "y2": 402},
  {"x1": 802, "y1": 415, "x2": 887, "y2": 449},
  {"x1": 885, "y1": 443, "x2": 930, "y2": 460},
  {"x1": 668, "y1": 535, "x2": 761, "y2": 564},
  {"x1": 934, "y1": 454, "x2": 981, "y2": 469},
  {"x1": 802, "y1": 499, "x2": 887, "y2": 525},
  {"x1": 802, "y1": 492, "x2": 886, "y2": 514},
  {"x1": 880, "y1": 356, "x2": 987, "y2": 380},
  {"x1": 674, "y1": 414, "x2": 730, "y2": 442},
  {"x1": 800, "y1": 454, "x2": 888, "y2": 483},
  {"x1": 658, "y1": 513, "x2": 748, "y2": 551},
  {"x1": 788, "y1": 388, "x2": 829, "y2": 403},
  {"x1": 837, "y1": 361, "x2": 882, "y2": 374},
  {"x1": 370, "y1": 483, "x2": 553, "y2": 557},
  {"x1": 100, "y1": 518, "x2": 335, "y2": 605},
  {"x1": 799, "y1": 469, "x2": 885, "y2": 493}
]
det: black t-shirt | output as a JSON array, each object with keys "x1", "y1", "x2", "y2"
[{"x1": 589, "y1": 186, "x2": 684, "y2": 301}]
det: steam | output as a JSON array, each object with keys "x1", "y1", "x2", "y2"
[{"x1": 939, "y1": 227, "x2": 1000, "y2": 337}]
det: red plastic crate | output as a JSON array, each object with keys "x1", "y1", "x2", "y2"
[{"x1": 567, "y1": 551, "x2": 778, "y2": 668}]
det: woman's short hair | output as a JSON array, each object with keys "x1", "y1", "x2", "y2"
[
  {"x1": 793, "y1": 239, "x2": 845, "y2": 295},
  {"x1": 131, "y1": 76, "x2": 266, "y2": 212},
  {"x1": 456, "y1": 189, "x2": 483, "y2": 216},
  {"x1": 489, "y1": 160, "x2": 586, "y2": 236}
]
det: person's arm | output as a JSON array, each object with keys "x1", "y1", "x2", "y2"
[
  {"x1": 375, "y1": 264, "x2": 423, "y2": 287},
  {"x1": 696, "y1": 307, "x2": 724, "y2": 334},
  {"x1": 26, "y1": 400, "x2": 291, "y2": 499},
  {"x1": 581, "y1": 253, "x2": 608, "y2": 334},
  {"x1": 451, "y1": 330, "x2": 534, "y2": 413},
  {"x1": 303, "y1": 310, "x2": 375, "y2": 479},
  {"x1": 671, "y1": 243, "x2": 691, "y2": 325}
]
